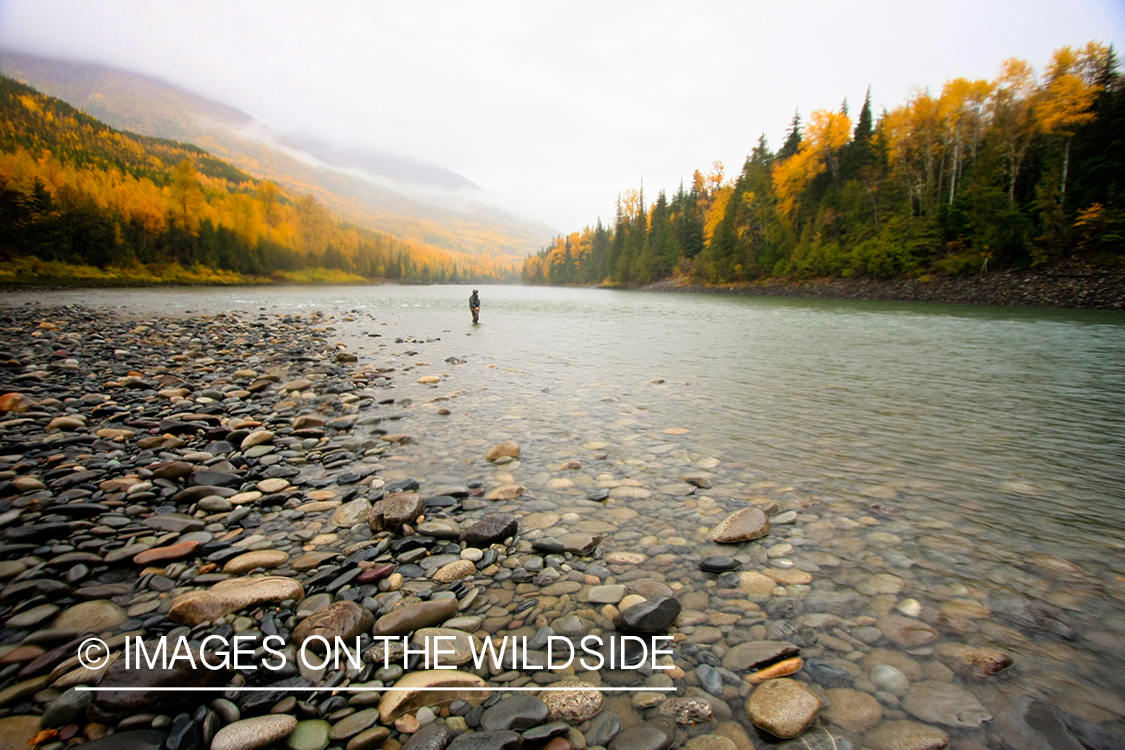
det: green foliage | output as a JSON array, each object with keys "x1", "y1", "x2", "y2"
[{"x1": 523, "y1": 43, "x2": 1123, "y2": 287}]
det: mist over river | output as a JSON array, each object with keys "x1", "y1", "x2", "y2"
[{"x1": 5, "y1": 284, "x2": 1124, "y2": 746}]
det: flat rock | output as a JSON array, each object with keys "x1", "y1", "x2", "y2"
[
  {"x1": 332, "y1": 498, "x2": 372, "y2": 527},
  {"x1": 212, "y1": 715, "x2": 297, "y2": 750},
  {"x1": 377, "y1": 669, "x2": 488, "y2": 724},
  {"x1": 557, "y1": 533, "x2": 602, "y2": 555},
  {"x1": 903, "y1": 681, "x2": 992, "y2": 728},
  {"x1": 863, "y1": 721, "x2": 949, "y2": 750},
  {"x1": 722, "y1": 640, "x2": 800, "y2": 672},
  {"x1": 133, "y1": 540, "x2": 201, "y2": 566},
  {"x1": 52, "y1": 600, "x2": 127, "y2": 631},
  {"x1": 485, "y1": 484, "x2": 525, "y2": 501},
  {"x1": 877, "y1": 615, "x2": 939, "y2": 648},
  {"x1": 373, "y1": 598, "x2": 459, "y2": 636},
  {"x1": 168, "y1": 576, "x2": 305, "y2": 626},
  {"x1": 608, "y1": 718, "x2": 678, "y2": 750},
  {"x1": 746, "y1": 678, "x2": 822, "y2": 739},
  {"x1": 224, "y1": 550, "x2": 289, "y2": 574},
  {"x1": 480, "y1": 694, "x2": 550, "y2": 731}
]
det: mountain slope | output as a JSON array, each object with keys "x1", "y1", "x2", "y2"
[{"x1": 0, "y1": 51, "x2": 553, "y2": 259}]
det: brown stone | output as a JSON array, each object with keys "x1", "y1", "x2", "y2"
[
  {"x1": 745, "y1": 678, "x2": 821, "y2": 739},
  {"x1": 377, "y1": 669, "x2": 488, "y2": 724},
  {"x1": 133, "y1": 540, "x2": 202, "y2": 566},
  {"x1": 224, "y1": 550, "x2": 289, "y2": 574},
  {"x1": 168, "y1": 577, "x2": 305, "y2": 626},
  {"x1": 373, "y1": 598, "x2": 458, "y2": 637},
  {"x1": 710, "y1": 508, "x2": 770, "y2": 543},
  {"x1": 485, "y1": 441, "x2": 521, "y2": 461},
  {"x1": 485, "y1": 484, "x2": 525, "y2": 501},
  {"x1": 292, "y1": 601, "x2": 375, "y2": 649},
  {"x1": 368, "y1": 494, "x2": 425, "y2": 532},
  {"x1": 0, "y1": 393, "x2": 37, "y2": 413}
]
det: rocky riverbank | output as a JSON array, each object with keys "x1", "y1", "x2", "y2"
[
  {"x1": 0, "y1": 301, "x2": 1120, "y2": 750},
  {"x1": 643, "y1": 261, "x2": 1125, "y2": 310}
]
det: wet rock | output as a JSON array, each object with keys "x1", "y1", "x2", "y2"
[
  {"x1": 401, "y1": 722, "x2": 454, "y2": 750},
  {"x1": 368, "y1": 493, "x2": 426, "y2": 531},
  {"x1": 52, "y1": 600, "x2": 127, "y2": 631},
  {"x1": 746, "y1": 678, "x2": 822, "y2": 739},
  {"x1": 212, "y1": 715, "x2": 298, "y2": 750},
  {"x1": 378, "y1": 669, "x2": 489, "y2": 724},
  {"x1": 480, "y1": 694, "x2": 550, "y2": 731},
  {"x1": 903, "y1": 681, "x2": 992, "y2": 728},
  {"x1": 292, "y1": 601, "x2": 375, "y2": 648},
  {"x1": 699, "y1": 556, "x2": 741, "y2": 573},
  {"x1": 447, "y1": 731, "x2": 522, "y2": 750},
  {"x1": 373, "y1": 598, "x2": 459, "y2": 636},
  {"x1": 608, "y1": 718, "x2": 678, "y2": 750},
  {"x1": 168, "y1": 576, "x2": 305, "y2": 625},
  {"x1": 224, "y1": 550, "x2": 289, "y2": 574},
  {"x1": 615, "y1": 596, "x2": 681, "y2": 634},
  {"x1": 541, "y1": 679, "x2": 604, "y2": 723},
  {"x1": 557, "y1": 533, "x2": 602, "y2": 555},
  {"x1": 823, "y1": 688, "x2": 882, "y2": 733},
  {"x1": 722, "y1": 640, "x2": 799, "y2": 672},
  {"x1": 710, "y1": 508, "x2": 770, "y2": 543},
  {"x1": 460, "y1": 513, "x2": 518, "y2": 546},
  {"x1": 486, "y1": 441, "x2": 521, "y2": 461},
  {"x1": 877, "y1": 615, "x2": 939, "y2": 648},
  {"x1": 933, "y1": 643, "x2": 1013, "y2": 678},
  {"x1": 863, "y1": 720, "x2": 949, "y2": 750},
  {"x1": 286, "y1": 719, "x2": 331, "y2": 750},
  {"x1": 90, "y1": 641, "x2": 232, "y2": 721}
]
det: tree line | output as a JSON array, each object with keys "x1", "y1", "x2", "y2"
[
  {"x1": 523, "y1": 43, "x2": 1124, "y2": 286},
  {"x1": 0, "y1": 76, "x2": 517, "y2": 283}
]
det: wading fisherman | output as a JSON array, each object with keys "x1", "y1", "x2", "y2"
[{"x1": 469, "y1": 289, "x2": 481, "y2": 323}]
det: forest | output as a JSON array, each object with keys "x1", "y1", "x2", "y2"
[
  {"x1": 0, "y1": 76, "x2": 517, "y2": 285},
  {"x1": 522, "y1": 44, "x2": 1124, "y2": 286}
]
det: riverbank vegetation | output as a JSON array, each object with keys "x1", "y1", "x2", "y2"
[
  {"x1": 523, "y1": 43, "x2": 1124, "y2": 287},
  {"x1": 0, "y1": 76, "x2": 517, "y2": 285}
]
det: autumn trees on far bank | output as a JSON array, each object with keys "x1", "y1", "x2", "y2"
[
  {"x1": 524, "y1": 43, "x2": 1124, "y2": 287},
  {"x1": 0, "y1": 76, "x2": 516, "y2": 284}
]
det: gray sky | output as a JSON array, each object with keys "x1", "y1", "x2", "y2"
[{"x1": 1, "y1": 0, "x2": 1123, "y2": 232}]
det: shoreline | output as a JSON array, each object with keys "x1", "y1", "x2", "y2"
[
  {"x1": 640, "y1": 262, "x2": 1125, "y2": 311},
  {"x1": 0, "y1": 300, "x2": 1119, "y2": 750}
]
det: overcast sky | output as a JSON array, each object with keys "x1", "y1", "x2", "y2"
[{"x1": 1, "y1": 0, "x2": 1123, "y2": 231}]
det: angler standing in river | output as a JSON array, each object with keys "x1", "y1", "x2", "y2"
[{"x1": 469, "y1": 289, "x2": 481, "y2": 323}]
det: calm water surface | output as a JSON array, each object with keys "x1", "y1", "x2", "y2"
[{"x1": 9, "y1": 283, "x2": 1125, "y2": 741}]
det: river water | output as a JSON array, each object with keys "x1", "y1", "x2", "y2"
[{"x1": 8, "y1": 284, "x2": 1125, "y2": 746}]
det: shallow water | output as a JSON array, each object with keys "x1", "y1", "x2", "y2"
[{"x1": 9, "y1": 283, "x2": 1125, "y2": 743}]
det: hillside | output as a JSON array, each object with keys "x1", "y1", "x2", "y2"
[
  {"x1": 0, "y1": 75, "x2": 517, "y2": 285},
  {"x1": 524, "y1": 43, "x2": 1124, "y2": 290},
  {"x1": 0, "y1": 51, "x2": 555, "y2": 260}
]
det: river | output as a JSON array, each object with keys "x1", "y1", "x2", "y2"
[{"x1": 7, "y1": 283, "x2": 1125, "y2": 745}]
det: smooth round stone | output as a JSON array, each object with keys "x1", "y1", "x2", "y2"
[
  {"x1": 213, "y1": 715, "x2": 298, "y2": 750},
  {"x1": 224, "y1": 550, "x2": 289, "y2": 574},
  {"x1": 864, "y1": 720, "x2": 949, "y2": 750},
  {"x1": 256, "y1": 476, "x2": 290, "y2": 494},
  {"x1": 6, "y1": 604, "x2": 59, "y2": 628},
  {"x1": 133, "y1": 540, "x2": 202, "y2": 566},
  {"x1": 615, "y1": 596, "x2": 681, "y2": 634},
  {"x1": 699, "y1": 557, "x2": 741, "y2": 573},
  {"x1": 434, "y1": 560, "x2": 477, "y2": 583},
  {"x1": 345, "y1": 726, "x2": 391, "y2": 750},
  {"x1": 52, "y1": 600, "x2": 127, "y2": 631},
  {"x1": 328, "y1": 708, "x2": 379, "y2": 740},
  {"x1": 607, "y1": 718, "x2": 678, "y2": 750},
  {"x1": 199, "y1": 496, "x2": 233, "y2": 512},
  {"x1": 287, "y1": 719, "x2": 331, "y2": 750},
  {"x1": 823, "y1": 688, "x2": 883, "y2": 733},
  {"x1": 480, "y1": 694, "x2": 550, "y2": 731},
  {"x1": 746, "y1": 678, "x2": 822, "y2": 739},
  {"x1": 587, "y1": 585, "x2": 626, "y2": 604},
  {"x1": 230, "y1": 491, "x2": 263, "y2": 506},
  {"x1": 870, "y1": 664, "x2": 910, "y2": 695},
  {"x1": 903, "y1": 681, "x2": 992, "y2": 728}
]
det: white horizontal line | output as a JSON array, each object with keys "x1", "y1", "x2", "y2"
[{"x1": 77, "y1": 686, "x2": 676, "y2": 692}]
